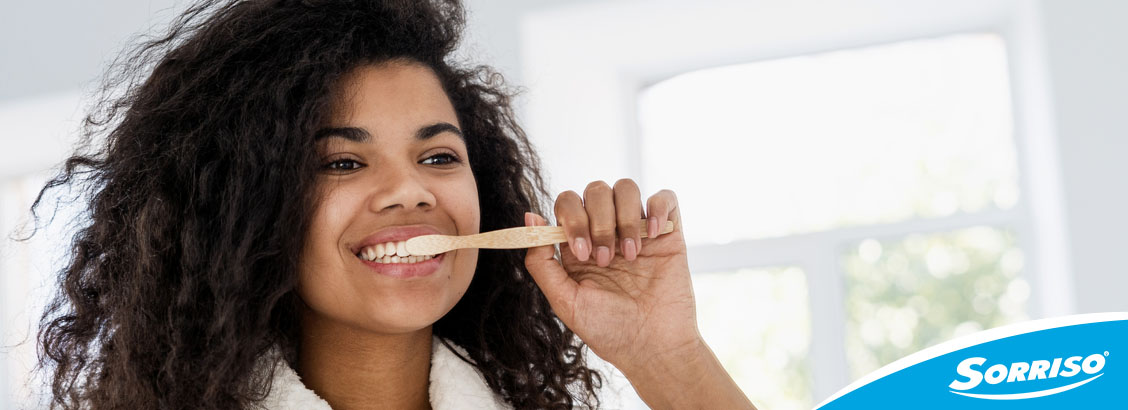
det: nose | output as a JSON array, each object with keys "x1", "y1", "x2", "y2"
[{"x1": 368, "y1": 163, "x2": 437, "y2": 213}]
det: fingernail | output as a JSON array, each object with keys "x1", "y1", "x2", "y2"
[
  {"x1": 648, "y1": 217, "x2": 658, "y2": 238},
  {"x1": 574, "y1": 237, "x2": 589, "y2": 261},
  {"x1": 596, "y1": 246, "x2": 611, "y2": 266},
  {"x1": 525, "y1": 212, "x2": 533, "y2": 226},
  {"x1": 622, "y1": 238, "x2": 637, "y2": 260}
]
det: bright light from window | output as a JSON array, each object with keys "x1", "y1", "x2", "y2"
[
  {"x1": 842, "y1": 226, "x2": 1027, "y2": 379},
  {"x1": 693, "y1": 266, "x2": 813, "y2": 410},
  {"x1": 637, "y1": 33, "x2": 1018, "y2": 246}
]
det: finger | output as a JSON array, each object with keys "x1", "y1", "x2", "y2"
[
  {"x1": 554, "y1": 190, "x2": 591, "y2": 262},
  {"x1": 613, "y1": 178, "x2": 644, "y2": 261},
  {"x1": 583, "y1": 180, "x2": 617, "y2": 267},
  {"x1": 645, "y1": 189, "x2": 680, "y2": 238},
  {"x1": 524, "y1": 212, "x2": 578, "y2": 320}
]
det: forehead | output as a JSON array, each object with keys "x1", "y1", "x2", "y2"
[{"x1": 326, "y1": 60, "x2": 460, "y2": 133}]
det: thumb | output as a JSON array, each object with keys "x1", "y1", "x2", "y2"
[{"x1": 523, "y1": 212, "x2": 578, "y2": 319}]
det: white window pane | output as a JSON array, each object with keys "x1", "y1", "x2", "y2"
[
  {"x1": 638, "y1": 33, "x2": 1018, "y2": 247},
  {"x1": 842, "y1": 226, "x2": 1028, "y2": 379},
  {"x1": 693, "y1": 266, "x2": 812, "y2": 410}
]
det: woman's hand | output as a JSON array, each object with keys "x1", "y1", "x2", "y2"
[
  {"x1": 523, "y1": 179, "x2": 755, "y2": 410},
  {"x1": 524, "y1": 179, "x2": 695, "y2": 369}
]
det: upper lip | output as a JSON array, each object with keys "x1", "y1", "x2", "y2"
[{"x1": 350, "y1": 224, "x2": 444, "y2": 255}]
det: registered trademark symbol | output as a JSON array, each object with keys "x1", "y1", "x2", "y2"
[{"x1": 1105, "y1": 351, "x2": 1110, "y2": 356}]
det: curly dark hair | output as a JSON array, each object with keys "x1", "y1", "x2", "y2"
[{"x1": 25, "y1": 0, "x2": 603, "y2": 408}]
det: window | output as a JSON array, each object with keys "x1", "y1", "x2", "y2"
[
  {"x1": 637, "y1": 33, "x2": 1017, "y2": 246},
  {"x1": 842, "y1": 227, "x2": 1027, "y2": 378},
  {"x1": 637, "y1": 33, "x2": 1027, "y2": 406}
]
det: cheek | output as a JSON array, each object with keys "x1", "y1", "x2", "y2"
[
  {"x1": 440, "y1": 173, "x2": 480, "y2": 235},
  {"x1": 297, "y1": 188, "x2": 359, "y2": 294},
  {"x1": 304, "y1": 190, "x2": 355, "y2": 257},
  {"x1": 447, "y1": 174, "x2": 480, "y2": 289}
]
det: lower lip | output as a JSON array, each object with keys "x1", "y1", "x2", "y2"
[{"x1": 357, "y1": 252, "x2": 446, "y2": 278}]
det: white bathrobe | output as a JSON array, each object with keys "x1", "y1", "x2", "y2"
[
  {"x1": 254, "y1": 336, "x2": 625, "y2": 409},
  {"x1": 251, "y1": 336, "x2": 631, "y2": 410}
]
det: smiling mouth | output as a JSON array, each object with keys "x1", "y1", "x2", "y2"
[{"x1": 355, "y1": 239, "x2": 440, "y2": 264}]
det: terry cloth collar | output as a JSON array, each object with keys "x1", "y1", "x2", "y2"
[{"x1": 254, "y1": 336, "x2": 512, "y2": 410}]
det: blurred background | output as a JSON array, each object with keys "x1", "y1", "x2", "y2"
[{"x1": 2, "y1": 0, "x2": 1125, "y2": 409}]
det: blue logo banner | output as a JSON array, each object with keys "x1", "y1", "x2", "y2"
[{"x1": 818, "y1": 313, "x2": 1127, "y2": 409}]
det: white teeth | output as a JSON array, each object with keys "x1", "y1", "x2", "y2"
[
  {"x1": 357, "y1": 239, "x2": 441, "y2": 263},
  {"x1": 363, "y1": 253, "x2": 441, "y2": 264}
]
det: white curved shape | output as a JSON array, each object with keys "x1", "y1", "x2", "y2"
[
  {"x1": 950, "y1": 373, "x2": 1103, "y2": 400},
  {"x1": 817, "y1": 312, "x2": 1128, "y2": 408}
]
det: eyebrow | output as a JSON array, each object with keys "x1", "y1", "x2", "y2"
[{"x1": 313, "y1": 122, "x2": 464, "y2": 143}]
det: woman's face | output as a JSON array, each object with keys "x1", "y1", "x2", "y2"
[{"x1": 298, "y1": 60, "x2": 480, "y2": 335}]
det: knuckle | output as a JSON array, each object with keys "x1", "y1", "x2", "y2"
[
  {"x1": 617, "y1": 205, "x2": 641, "y2": 221},
  {"x1": 590, "y1": 225, "x2": 616, "y2": 239},
  {"x1": 617, "y1": 221, "x2": 639, "y2": 236},
  {"x1": 584, "y1": 180, "x2": 612, "y2": 195},
  {"x1": 617, "y1": 208, "x2": 640, "y2": 221},
  {"x1": 613, "y1": 178, "x2": 639, "y2": 191},
  {"x1": 565, "y1": 220, "x2": 588, "y2": 233},
  {"x1": 557, "y1": 190, "x2": 581, "y2": 203}
]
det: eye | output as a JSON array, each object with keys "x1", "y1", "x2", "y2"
[
  {"x1": 321, "y1": 158, "x2": 364, "y2": 172},
  {"x1": 420, "y1": 152, "x2": 462, "y2": 166}
]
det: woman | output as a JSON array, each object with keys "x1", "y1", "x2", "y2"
[{"x1": 30, "y1": 0, "x2": 755, "y2": 409}]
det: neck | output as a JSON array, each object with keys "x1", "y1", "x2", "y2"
[{"x1": 297, "y1": 309, "x2": 433, "y2": 410}]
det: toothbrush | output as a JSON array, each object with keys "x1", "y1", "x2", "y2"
[{"x1": 405, "y1": 218, "x2": 676, "y2": 256}]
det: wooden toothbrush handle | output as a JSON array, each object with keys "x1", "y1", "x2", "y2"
[
  {"x1": 406, "y1": 218, "x2": 676, "y2": 255},
  {"x1": 476, "y1": 218, "x2": 675, "y2": 249}
]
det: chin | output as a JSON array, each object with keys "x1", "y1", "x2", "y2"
[{"x1": 355, "y1": 293, "x2": 459, "y2": 334}]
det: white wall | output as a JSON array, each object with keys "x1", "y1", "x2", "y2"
[
  {"x1": 0, "y1": 0, "x2": 182, "y2": 100},
  {"x1": 0, "y1": 0, "x2": 182, "y2": 178},
  {"x1": 1037, "y1": 0, "x2": 1128, "y2": 313}
]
